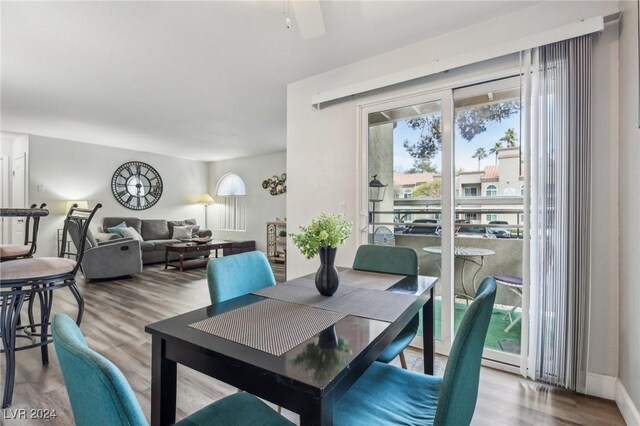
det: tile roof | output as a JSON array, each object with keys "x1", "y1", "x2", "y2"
[
  {"x1": 393, "y1": 172, "x2": 435, "y2": 186},
  {"x1": 481, "y1": 165, "x2": 499, "y2": 181}
]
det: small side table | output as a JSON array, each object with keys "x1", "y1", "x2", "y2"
[{"x1": 494, "y1": 275, "x2": 523, "y2": 332}]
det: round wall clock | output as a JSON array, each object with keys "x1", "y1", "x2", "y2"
[{"x1": 111, "y1": 161, "x2": 163, "y2": 210}]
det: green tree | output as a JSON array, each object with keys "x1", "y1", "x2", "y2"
[
  {"x1": 406, "y1": 160, "x2": 439, "y2": 174},
  {"x1": 403, "y1": 101, "x2": 519, "y2": 162},
  {"x1": 412, "y1": 179, "x2": 442, "y2": 198},
  {"x1": 489, "y1": 141, "x2": 503, "y2": 165},
  {"x1": 403, "y1": 116, "x2": 441, "y2": 161},
  {"x1": 499, "y1": 128, "x2": 519, "y2": 147},
  {"x1": 472, "y1": 147, "x2": 488, "y2": 171}
]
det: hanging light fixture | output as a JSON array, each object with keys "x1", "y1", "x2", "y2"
[{"x1": 283, "y1": 0, "x2": 292, "y2": 29}]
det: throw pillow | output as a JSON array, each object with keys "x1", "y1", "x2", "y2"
[
  {"x1": 120, "y1": 227, "x2": 144, "y2": 242},
  {"x1": 107, "y1": 221, "x2": 127, "y2": 234},
  {"x1": 94, "y1": 232, "x2": 119, "y2": 242},
  {"x1": 191, "y1": 225, "x2": 200, "y2": 238},
  {"x1": 172, "y1": 225, "x2": 193, "y2": 240}
]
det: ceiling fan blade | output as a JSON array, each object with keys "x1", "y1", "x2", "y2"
[{"x1": 291, "y1": 0, "x2": 326, "y2": 40}]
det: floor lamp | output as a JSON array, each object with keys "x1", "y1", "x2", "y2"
[{"x1": 196, "y1": 194, "x2": 215, "y2": 229}]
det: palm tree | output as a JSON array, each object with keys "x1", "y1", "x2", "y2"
[
  {"x1": 499, "y1": 128, "x2": 518, "y2": 147},
  {"x1": 489, "y1": 141, "x2": 503, "y2": 165},
  {"x1": 472, "y1": 147, "x2": 488, "y2": 171}
]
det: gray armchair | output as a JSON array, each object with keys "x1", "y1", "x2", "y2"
[{"x1": 67, "y1": 223, "x2": 143, "y2": 280}]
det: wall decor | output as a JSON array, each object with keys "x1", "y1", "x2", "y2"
[
  {"x1": 111, "y1": 161, "x2": 163, "y2": 210},
  {"x1": 262, "y1": 173, "x2": 287, "y2": 195}
]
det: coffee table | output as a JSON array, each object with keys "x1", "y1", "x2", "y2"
[{"x1": 164, "y1": 240, "x2": 232, "y2": 272}]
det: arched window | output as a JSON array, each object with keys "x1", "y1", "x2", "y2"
[
  {"x1": 520, "y1": 184, "x2": 525, "y2": 196},
  {"x1": 216, "y1": 173, "x2": 246, "y2": 196},
  {"x1": 485, "y1": 185, "x2": 498, "y2": 197},
  {"x1": 215, "y1": 173, "x2": 246, "y2": 231}
]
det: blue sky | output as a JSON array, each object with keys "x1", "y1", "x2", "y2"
[{"x1": 392, "y1": 113, "x2": 520, "y2": 173}]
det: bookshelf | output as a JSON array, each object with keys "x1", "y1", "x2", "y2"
[{"x1": 266, "y1": 221, "x2": 286, "y2": 282}]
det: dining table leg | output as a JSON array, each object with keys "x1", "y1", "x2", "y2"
[
  {"x1": 423, "y1": 287, "x2": 435, "y2": 375},
  {"x1": 300, "y1": 395, "x2": 333, "y2": 426},
  {"x1": 151, "y1": 336, "x2": 177, "y2": 426}
]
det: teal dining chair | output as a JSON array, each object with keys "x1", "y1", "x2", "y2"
[
  {"x1": 206, "y1": 250, "x2": 282, "y2": 410},
  {"x1": 334, "y1": 276, "x2": 497, "y2": 426},
  {"x1": 352, "y1": 244, "x2": 419, "y2": 368},
  {"x1": 52, "y1": 314, "x2": 293, "y2": 426},
  {"x1": 207, "y1": 251, "x2": 276, "y2": 304}
]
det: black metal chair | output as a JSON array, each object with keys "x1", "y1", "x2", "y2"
[
  {"x1": 0, "y1": 203, "x2": 101, "y2": 408},
  {"x1": 0, "y1": 203, "x2": 46, "y2": 262}
]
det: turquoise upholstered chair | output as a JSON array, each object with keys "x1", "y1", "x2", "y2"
[
  {"x1": 334, "y1": 277, "x2": 497, "y2": 426},
  {"x1": 207, "y1": 251, "x2": 276, "y2": 304},
  {"x1": 353, "y1": 244, "x2": 419, "y2": 368},
  {"x1": 52, "y1": 314, "x2": 292, "y2": 426}
]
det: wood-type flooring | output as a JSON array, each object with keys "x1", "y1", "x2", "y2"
[{"x1": 2, "y1": 264, "x2": 625, "y2": 425}]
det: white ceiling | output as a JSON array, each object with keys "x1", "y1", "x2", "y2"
[{"x1": 1, "y1": 1, "x2": 539, "y2": 162}]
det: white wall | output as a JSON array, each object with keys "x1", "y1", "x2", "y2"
[
  {"x1": 588, "y1": 21, "x2": 620, "y2": 380},
  {"x1": 617, "y1": 0, "x2": 640, "y2": 418},
  {"x1": 28, "y1": 135, "x2": 208, "y2": 257},
  {"x1": 208, "y1": 151, "x2": 286, "y2": 253},
  {"x1": 287, "y1": 1, "x2": 620, "y2": 383}
]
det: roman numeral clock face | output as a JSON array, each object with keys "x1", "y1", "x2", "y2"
[{"x1": 111, "y1": 161, "x2": 163, "y2": 210}]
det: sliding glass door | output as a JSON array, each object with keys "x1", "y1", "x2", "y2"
[
  {"x1": 363, "y1": 90, "x2": 455, "y2": 353},
  {"x1": 363, "y1": 76, "x2": 525, "y2": 367},
  {"x1": 452, "y1": 77, "x2": 524, "y2": 366}
]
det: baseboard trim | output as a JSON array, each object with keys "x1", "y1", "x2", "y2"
[
  {"x1": 616, "y1": 380, "x2": 640, "y2": 426},
  {"x1": 586, "y1": 373, "x2": 617, "y2": 399}
]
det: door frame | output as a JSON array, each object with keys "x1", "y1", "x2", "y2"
[
  {"x1": 11, "y1": 151, "x2": 28, "y2": 244},
  {"x1": 0, "y1": 154, "x2": 10, "y2": 244},
  {"x1": 357, "y1": 88, "x2": 455, "y2": 355},
  {"x1": 355, "y1": 67, "x2": 527, "y2": 370}
]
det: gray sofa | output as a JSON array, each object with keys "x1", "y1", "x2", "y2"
[
  {"x1": 97, "y1": 217, "x2": 212, "y2": 265},
  {"x1": 68, "y1": 220, "x2": 143, "y2": 280}
]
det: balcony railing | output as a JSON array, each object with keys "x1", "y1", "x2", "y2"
[
  {"x1": 370, "y1": 197, "x2": 525, "y2": 355},
  {"x1": 371, "y1": 196, "x2": 525, "y2": 239}
]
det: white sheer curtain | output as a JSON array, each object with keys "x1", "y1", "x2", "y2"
[{"x1": 523, "y1": 35, "x2": 592, "y2": 392}]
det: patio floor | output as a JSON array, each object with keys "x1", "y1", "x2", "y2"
[{"x1": 418, "y1": 299, "x2": 522, "y2": 354}]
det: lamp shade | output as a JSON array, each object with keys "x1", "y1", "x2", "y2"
[
  {"x1": 65, "y1": 200, "x2": 89, "y2": 212},
  {"x1": 196, "y1": 194, "x2": 215, "y2": 205}
]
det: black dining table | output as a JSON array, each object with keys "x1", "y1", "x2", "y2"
[{"x1": 145, "y1": 269, "x2": 437, "y2": 426}]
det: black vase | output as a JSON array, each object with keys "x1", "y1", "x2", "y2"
[{"x1": 315, "y1": 247, "x2": 339, "y2": 296}]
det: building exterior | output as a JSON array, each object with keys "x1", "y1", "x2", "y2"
[{"x1": 394, "y1": 146, "x2": 524, "y2": 226}]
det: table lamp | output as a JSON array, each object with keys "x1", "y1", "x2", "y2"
[{"x1": 65, "y1": 200, "x2": 89, "y2": 214}]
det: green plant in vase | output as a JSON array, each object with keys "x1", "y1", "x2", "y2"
[{"x1": 290, "y1": 213, "x2": 353, "y2": 296}]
